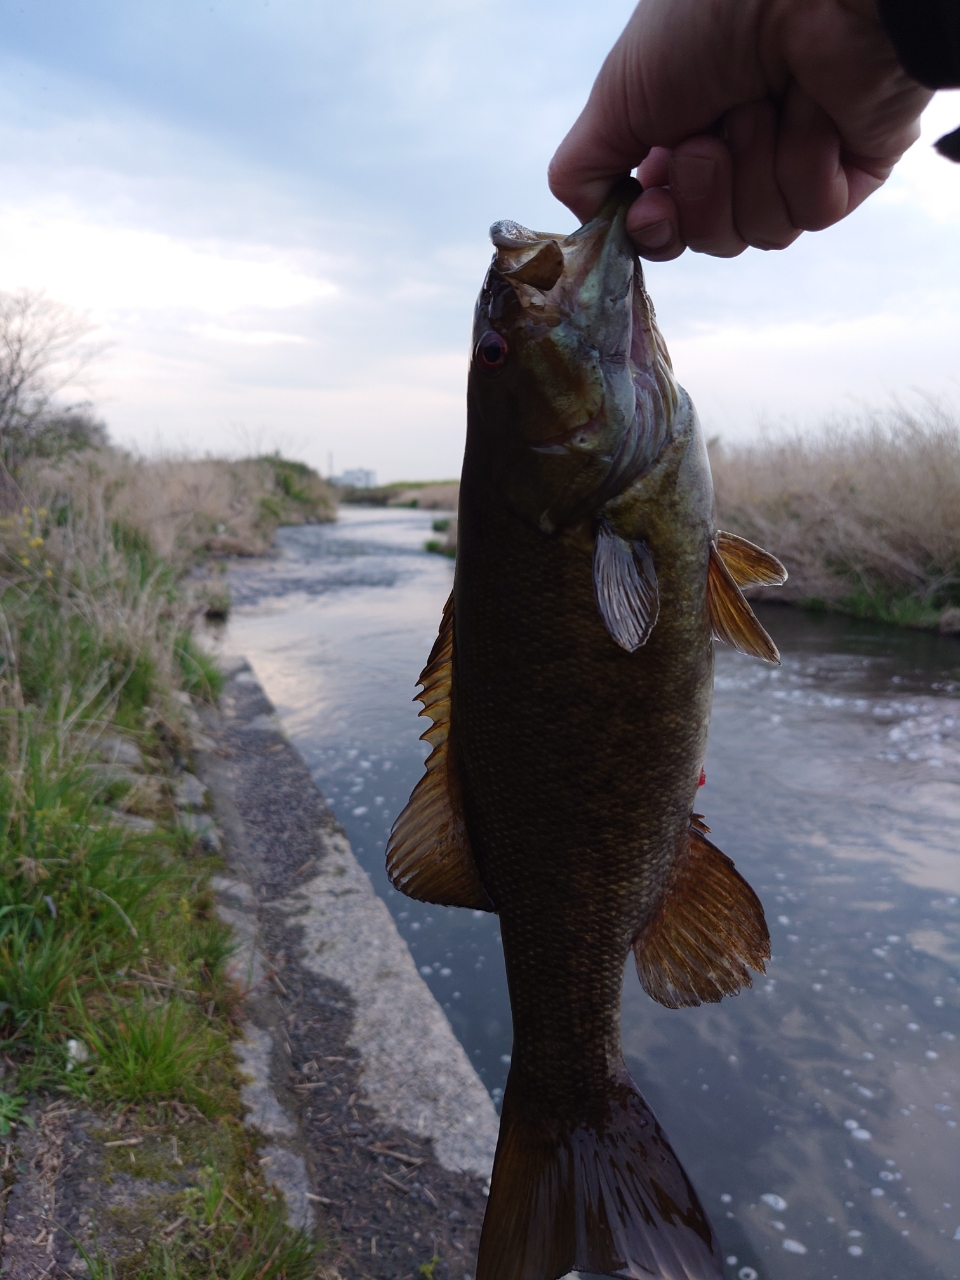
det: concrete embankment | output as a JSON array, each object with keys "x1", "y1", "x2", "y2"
[{"x1": 198, "y1": 657, "x2": 500, "y2": 1275}]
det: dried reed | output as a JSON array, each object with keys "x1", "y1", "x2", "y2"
[{"x1": 710, "y1": 402, "x2": 960, "y2": 626}]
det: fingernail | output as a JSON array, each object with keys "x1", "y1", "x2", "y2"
[
  {"x1": 672, "y1": 155, "x2": 717, "y2": 202},
  {"x1": 632, "y1": 220, "x2": 673, "y2": 251}
]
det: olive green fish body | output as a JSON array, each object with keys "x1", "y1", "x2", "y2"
[
  {"x1": 387, "y1": 180, "x2": 786, "y2": 1280},
  {"x1": 456, "y1": 399, "x2": 713, "y2": 1110}
]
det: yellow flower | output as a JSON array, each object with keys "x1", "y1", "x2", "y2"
[
  {"x1": 19, "y1": 556, "x2": 30, "y2": 566},
  {"x1": 37, "y1": 508, "x2": 47, "y2": 517},
  {"x1": 45, "y1": 568, "x2": 53, "y2": 577},
  {"x1": 29, "y1": 537, "x2": 44, "y2": 548}
]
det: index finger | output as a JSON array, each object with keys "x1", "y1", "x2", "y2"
[{"x1": 548, "y1": 106, "x2": 652, "y2": 222}]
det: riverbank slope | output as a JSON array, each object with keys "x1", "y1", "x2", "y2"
[{"x1": 0, "y1": 449, "x2": 338, "y2": 1277}]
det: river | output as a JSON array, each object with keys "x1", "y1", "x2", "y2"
[{"x1": 219, "y1": 504, "x2": 960, "y2": 1280}]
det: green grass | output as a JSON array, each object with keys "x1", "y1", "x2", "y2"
[
  {"x1": 424, "y1": 539, "x2": 456, "y2": 559},
  {"x1": 135, "y1": 1198, "x2": 318, "y2": 1280},
  {"x1": 0, "y1": 480, "x2": 321, "y2": 1272},
  {"x1": 176, "y1": 632, "x2": 226, "y2": 701},
  {"x1": 0, "y1": 724, "x2": 235, "y2": 1070},
  {"x1": 798, "y1": 585, "x2": 946, "y2": 630},
  {"x1": 78, "y1": 996, "x2": 228, "y2": 1112},
  {"x1": 838, "y1": 585, "x2": 945, "y2": 629}
]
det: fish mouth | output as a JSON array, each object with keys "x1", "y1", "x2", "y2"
[{"x1": 482, "y1": 177, "x2": 679, "y2": 534}]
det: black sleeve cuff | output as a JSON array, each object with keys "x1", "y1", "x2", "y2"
[{"x1": 876, "y1": 0, "x2": 960, "y2": 88}]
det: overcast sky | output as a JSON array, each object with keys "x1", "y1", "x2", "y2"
[{"x1": 1, "y1": 1, "x2": 958, "y2": 481}]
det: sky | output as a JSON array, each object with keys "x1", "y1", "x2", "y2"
[{"x1": 0, "y1": 1, "x2": 958, "y2": 482}]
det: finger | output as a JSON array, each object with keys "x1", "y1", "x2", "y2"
[
  {"x1": 624, "y1": 186, "x2": 685, "y2": 261},
  {"x1": 724, "y1": 100, "x2": 801, "y2": 251},
  {"x1": 774, "y1": 81, "x2": 882, "y2": 231},
  {"x1": 637, "y1": 147, "x2": 671, "y2": 189},
  {"x1": 548, "y1": 106, "x2": 650, "y2": 223},
  {"x1": 669, "y1": 136, "x2": 747, "y2": 258}
]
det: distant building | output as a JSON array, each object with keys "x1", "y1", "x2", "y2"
[{"x1": 333, "y1": 468, "x2": 376, "y2": 489}]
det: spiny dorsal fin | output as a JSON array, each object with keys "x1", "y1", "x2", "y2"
[
  {"x1": 633, "y1": 820, "x2": 769, "y2": 1009},
  {"x1": 593, "y1": 519, "x2": 659, "y2": 652},
  {"x1": 386, "y1": 593, "x2": 494, "y2": 912},
  {"x1": 716, "y1": 530, "x2": 787, "y2": 588},
  {"x1": 707, "y1": 541, "x2": 780, "y2": 663}
]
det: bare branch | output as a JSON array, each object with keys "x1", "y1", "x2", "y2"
[{"x1": 0, "y1": 290, "x2": 107, "y2": 474}]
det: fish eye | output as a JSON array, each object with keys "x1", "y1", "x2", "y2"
[{"x1": 476, "y1": 331, "x2": 508, "y2": 371}]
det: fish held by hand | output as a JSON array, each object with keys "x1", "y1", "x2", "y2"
[{"x1": 387, "y1": 178, "x2": 785, "y2": 1280}]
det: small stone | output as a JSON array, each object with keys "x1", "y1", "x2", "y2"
[
  {"x1": 180, "y1": 811, "x2": 222, "y2": 851},
  {"x1": 99, "y1": 736, "x2": 143, "y2": 769},
  {"x1": 91, "y1": 763, "x2": 142, "y2": 787},
  {"x1": 939, "y1": 607, "x2": 960, "y2": 634},
  {"x1": 175, "y1": 772, "x2": 207, "y2": 809}
]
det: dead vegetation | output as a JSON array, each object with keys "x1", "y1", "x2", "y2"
[
  {"x1": 22, "y1": 448, "x2": 336, "y2": 565},
  {"x1": 709, "y1": 402, "x2": 960, "y2": 629}
]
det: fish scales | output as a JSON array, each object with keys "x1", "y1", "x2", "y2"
[
  {"x1": 387, "y1": 178, "x2": 786, "y2": 1280},
  {"x1": 456, "y1": 425, "x2": 712, "y2": 1089}
]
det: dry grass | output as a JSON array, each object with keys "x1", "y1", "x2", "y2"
[
  {"x1": 710, "y1": 402, "x2": 960, "y2": 628},
  {"x1": 22, "y1": 448, "x2": 335, "y2": 566},
  {"x1": 341, "y1": 479, "x2": 459, "y2": 509}
]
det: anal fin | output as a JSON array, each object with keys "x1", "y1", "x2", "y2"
[
  {"x1": 386, "y1": 593, "x2": 494, "y2": 912},
  {"x1": 716, "y1": 530, "x2": 787, "y2": 587},
  {"x1": 633, "y1": 820, "x2": 770, "y2": 1009},
  {"x1": 593, "y1": 518, "x2": 659, "y2": 652},
  {"x1": 708, "y1": 540, "x2": 780, "y2": 663}
]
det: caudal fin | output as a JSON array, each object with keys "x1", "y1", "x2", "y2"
[{"x1": 476, "y1": 1069, "x2": 722, "y2": 1280}]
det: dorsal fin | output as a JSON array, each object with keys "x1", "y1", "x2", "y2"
[
  {"x1": 386, "y1": 593, "x2": 494, "y2": 912},
  {"x1": 716, "y1": 530, "x2": 787, "y2": 587},
  {"x1": 593, "y1": 519, "x2": 659, "y2": 652},
  {"x1": 633, "y1": 820, "x2": 770, "y2": 1009},
  {"x1": 707, "y1": 541, "x2": 780, "y2": 663}
]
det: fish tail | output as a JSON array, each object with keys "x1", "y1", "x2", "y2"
[{"x1": 475, "y1": 1066, "x2": 722, "y2": 1280}]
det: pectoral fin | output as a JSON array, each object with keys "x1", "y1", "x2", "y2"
[
  {"x1": 707, "y1": 541, "x2": 780, "y2": 663},
  {"x1": 593, "y1": 519, "x2": 659, "y2": 652},
  {"x1": 633, "y1": 818, "x2": 770, "y2": 1009},
  {"x1": 386, "y1": 593, "x2": 494, "y2": 912},
  {"x1": 716, "y1": 530, "x2": 787, "y2": 587}
]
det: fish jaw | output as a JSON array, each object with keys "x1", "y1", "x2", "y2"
[{"x1": 469, "y1": 179, "x2": 678, "y2": 534}]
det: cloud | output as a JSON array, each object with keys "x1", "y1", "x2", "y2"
[
  {"x1": 0, "y1": 4, "x2": 957, "y2": 479},
  {"x1": 0, "y1": 208, "x2": 338, "y2": 314}
]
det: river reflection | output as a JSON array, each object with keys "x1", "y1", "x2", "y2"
[{"x1": 220, "y1": 505, "x2": 960, "y2": 1280}]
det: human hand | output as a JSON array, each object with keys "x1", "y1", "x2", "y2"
[{"x1": 548, "y1": 0, "x2": 933, "y2": 260}]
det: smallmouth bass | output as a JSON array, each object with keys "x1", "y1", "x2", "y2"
[{"x1": 387, "y1": 179, "x2": 786, "y2": 1280}]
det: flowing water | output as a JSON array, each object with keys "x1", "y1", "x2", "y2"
[{"x1": 219, "y1": 505, "x2": 960, "y2": 1280}]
